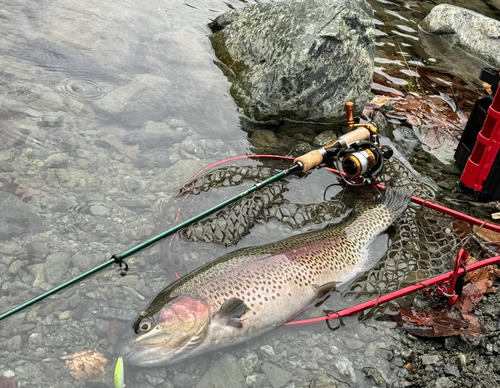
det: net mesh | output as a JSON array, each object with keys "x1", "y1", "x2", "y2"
[{"x1": 166, "y1": 158, "x2": 471, "y2": 298}]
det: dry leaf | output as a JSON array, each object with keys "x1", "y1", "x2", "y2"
[
  {"x1": 0, "y1": 376, "x2": 16, "y2": 388},
  {"x1": 102, "y1": 135, "x2": 140, "y2": 159},
  {"x1": 424, "y1": 127, "x2": 445, "y2": 150},
  {"x1": 393, "y1": 307, "x2": 478, "y2": 337},
  {"x1": 370, "y1": 95, "x2": 392, "y2": 107},
  {"x1": 62, "y1": 349, "x2": 107, "y2": 381},
  {"x1": 14, "y1": 183, "x2": 41, "y2": 201},
  {"x1": 483, "y1": 82, "x2": 493, "y2": 95},
  {"x1": 473, "y1": 222, "x2": 500, "y2": 246},
  {"x1": 361, "y1": 103, "x2": 381, "y2": 120},
  {"x1": 394, "y1": 257, "x2": 499, "y2": 338}
]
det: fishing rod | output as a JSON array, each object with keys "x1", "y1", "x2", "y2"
[{"x1": 0, "y1": 103, "x2": 383, "y2": 322}]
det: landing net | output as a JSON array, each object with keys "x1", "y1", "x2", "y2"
[{"x1": 161, "y1": 158, "x2": 471, "y2": 298}]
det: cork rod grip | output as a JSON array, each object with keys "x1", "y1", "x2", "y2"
[
  {"x1": 293, "y1": 150, "x2": 324, "y2": 172},
  {"x1": 325, "y1": 127, "x2": 371, "y2": 149}
]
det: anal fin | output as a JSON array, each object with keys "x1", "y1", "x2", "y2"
[{"x1": 312, "y1": 282, "x2": 338, "y2": 298}]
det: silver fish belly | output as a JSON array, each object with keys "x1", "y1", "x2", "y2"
[{"x1": 115, "y1": 188, "x2": 412, "y2": 366}]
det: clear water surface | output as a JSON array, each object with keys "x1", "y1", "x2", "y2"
[{"x1": 0, "y1": 0, "x2": 499, "y2": 387}]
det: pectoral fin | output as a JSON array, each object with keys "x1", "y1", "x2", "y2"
[{"x1": 214, "y1": 297, "x2": 249, "y2": 328}]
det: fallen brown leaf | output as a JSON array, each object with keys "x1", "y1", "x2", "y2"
[
  {"x1": 61, "y1": 349, "x2": 107, "y2": 381},
  {"x1": 394, "y1": 256, "x2": 500, "y2": 338},
  {"x1": 0, "y1": 376, "x2": 16, "y2": 388},
  {"x1": 393, "y1": 307, "x2": 478, "y2": 337},
  {"x1": 473, "y1": 222, "x2": 500, "y2": 247},
  {"x1": 483, "y1": 82, "x2": 493, "y2": 95},
  {"x1": 102, "y1": 135, "x2": 140, "y2": 159}
]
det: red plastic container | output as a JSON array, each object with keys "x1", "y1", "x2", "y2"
[{"x1": 460, "y1": 87, "x2": 500, "y2": 201}]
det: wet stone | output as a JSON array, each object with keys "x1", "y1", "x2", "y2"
[
  {"x1": 308, "y1": 371, "x2": 345, "y2": 388},
  {"x1": 8, "y1": 260, "x2": 24, "y2": 274},
  {"x1": 344, "y1": 337, "x2": 364, "y2": 350},
  {"x1": 44, "y1": 253, "x2": 70, "y2": 284},
  {"x1": 313, "y1": 131, "x2": 337, "y2": 147},
  {"x1": 250, "y1": 130, "x2": 280, "y2": 149},
  {"x1": 261, "y1": 362, "x2": 292, "y2": 388},
  {"x1": 305, "y1": 338, "x2": 318, "y2": 348},
  {"x1": 237, "y1": 350, "x2": 259, "y2": 376},
  {"x1": 333, "y1": 355, "x2": 356, "y2": 383},
  {"x1": 7, "y1": 335, "x2": 22, "y2": 352},
  {"x1": 145, "y1": 367, "x2": 167, "y2": 386},
  {"x1": 260, "y1": 345, "x2": 275, "y2": 356},
  {"x1": 310, "y1": 347, "x2": 325, "y2": 362},
  {"x1": 444, "y1": 364, "x2": 460, "y2": 378},
  {"x1": 363, "y1": 367, "x2": 386, "y2": 385},
  {"x1": 246, "y1": 373, "x2": 269, "y2": 388},
  {"x1": 2, "y1": 281, "x2": 31, "y2": 294},
  {"x1": 28, "y1": 263, "x2": 45, "y2": 287},
  {"x1": 58, "y1": 311, "x2": 71, "y2": 320},
  {"x1": 196, "y1": 353, "x2": 245, "y2": 388},
  {"x1": 435, "y1": 376, "x2": 452, "y2": 388},
  {"x1": 35, "y1": 348, "x2": 46, "y2": 358},
  {"x1": 421, "y1": 354, "x2": 440, "y2": 365},
  {"x1": 115, "y1": 275, "x2": 138, "y2": 287},
  {"x1": 173, "y1": 372, "x2": 193, "y2": 388},
  {"x1": 89, "y1": 204, "x2": 110, "y2": 216},
  {"x1": 98, "y1": 307, "x2": 136, "y2": 321},
  {"x1": 70, "y1": 252, "x2": 104, "y2": 272}
]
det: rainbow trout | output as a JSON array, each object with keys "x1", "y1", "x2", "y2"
[{"x1": 115, "y1": 188, "x2": 412, "y2": 366}]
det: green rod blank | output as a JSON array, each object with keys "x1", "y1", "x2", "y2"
[{"x1": 0, "y1": 165, "x2": 299, "y2": 322}]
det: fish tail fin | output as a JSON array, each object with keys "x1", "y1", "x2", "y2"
[{"x1": 382, "y1": 187, "x2": 413, "y2": 222}]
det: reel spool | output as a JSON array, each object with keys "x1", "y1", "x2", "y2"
[{"x1": 335, "y1": 141, "x2": 394, "y2": 185}]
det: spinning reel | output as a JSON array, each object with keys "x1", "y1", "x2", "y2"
[
  {"x1": 334, "y1": 140, "x2": 393, "y2": 185},
  {"x1": 294, "y1": 101, "x2": 393, "y2": 185}
]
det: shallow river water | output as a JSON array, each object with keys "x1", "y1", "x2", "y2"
[{"x1": 0, "y1": 0, "x2": 499, "y2": 387}]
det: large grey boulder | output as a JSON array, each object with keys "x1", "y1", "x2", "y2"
[
  {"x1": 419, "y1": 5, "x2": 500, "y2": 71},
  {"x1": 210, "y1": 0, "x2": 375, "y2": 124}
]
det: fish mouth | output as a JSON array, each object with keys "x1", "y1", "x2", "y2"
[
  {"x1": 114, "y1": 329, "x2": 203, "y2": 367},
  {"x1": 116, "y1": 339, "x2": 179, "y2": 367}
]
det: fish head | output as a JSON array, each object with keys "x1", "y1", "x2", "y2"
[{"x1": 114, "y1": 295, "x2": 210, "y2": 367}]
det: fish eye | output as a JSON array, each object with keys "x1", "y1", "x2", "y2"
[{"x1": 139, "y1": 321, "x2": 153, "y2": 333}]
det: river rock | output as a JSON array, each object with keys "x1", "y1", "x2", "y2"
[
  {"x1": 419, "y1": 5, "x2": 500, "y2": 79},
  {"x1": 44, "y1": 253, "x2": 70, "y2": 284},
  {"x1": 0, "y1": 191, "x2": 44, "y2": 240},
  {"x1": 196, "y1": 353, "x2": 245, "y2": 388},
  {"x1": 308, "y1": 371, "x2": 346, "y2": 388},
  {"x1": 210, "y1": 0, "x2": 375, "y2": 123},
  {"x1": 261, "y1": 362, "x2": 292, "y2": 388}
]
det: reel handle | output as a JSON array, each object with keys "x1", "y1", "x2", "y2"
[{"x1": 294, "y1": 127, "x2": 371, "y2": 172}]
